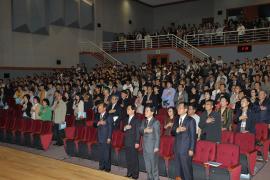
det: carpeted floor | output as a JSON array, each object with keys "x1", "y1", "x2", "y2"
[{"x1": 0, "y1": 141, "x2": 269, "y2": 180}]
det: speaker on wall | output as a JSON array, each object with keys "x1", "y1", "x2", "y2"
[
  {"x1": 97, "y1": 23, "x2": 101, "y2": 28},
  {"x1": 56, "y1": 59, "x2": 61, "y2": 65},
  {"x1": 129, "y1": 20, "x2": 132, "y2": 24},
  {"x1": 218, "y1": 10, "x2": 223, "y2": 15},
  {"x1": 4, "y1": 73, "x2": 10, "y2": 79}
]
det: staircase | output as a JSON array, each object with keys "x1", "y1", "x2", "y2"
[
  {"x1": 102, "y1": 34, "x2": 210, "y2": 61},
  {"x1": 80, "y1": 41, "x2": 122, "y2": 65}
]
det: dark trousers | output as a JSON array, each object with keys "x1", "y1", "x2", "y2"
[
  {"x1": 125, "y1": 146, "x2": 139, "y2": 178},
  {"x1": 98, "y1": 143, "x2": 111, "y2": 171},
  {"x1": 175, "y1": 152, "x2": 193, "y2": 180},
  {"x1": 53, "y1": 124, "x2": 64, "y2": 145}
]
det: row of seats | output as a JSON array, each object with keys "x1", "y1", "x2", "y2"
[
  {"x1": 64, "y1": 125, "x2": 267, "y2": 180},
  {"x1": 0, "y1": 113, "x2": 53, "y2": 150}
]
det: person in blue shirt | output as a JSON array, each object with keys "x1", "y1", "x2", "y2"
[{"x1": 161, "y1": 81, "x2": 176, "y2": 108}]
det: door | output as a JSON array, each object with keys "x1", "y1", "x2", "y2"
[{"x1": 147, "y1": 54, "x2": 169, "y2": 66}]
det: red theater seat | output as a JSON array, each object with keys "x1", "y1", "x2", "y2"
[
  {"x1": 64, "y1": 126, "x2": 86, "y2": 156},
  {"x1": 111, "y1": 130, "x2": 125, "y2": 166},
  {"x1": 65, "y1": 115, "x2": 76, "y2": 127},
  {"x1": 209, "y1": 144, "x2": 241, "y2": 180},
  {"x1": 234, "y1": 132, "x2": 257, "y2": 175},
  {"x1": 193, "y1": 140, "x2": 216, "y2": 180},
  {"x1": 255, "y1": 123, "x2": 270, "y2": 162},
  {"x1": 23, "y1": 120, "x2": 42, "y2": 146},
  {"x1": 33, "y1": 121, "x2": 53, "y2": 150},
  {"x1": 221, "y1": 130, "x2": 235, "y2": 144},
  {"x1": 159, "y1": 136, "x2": 175, "y2": 176}
]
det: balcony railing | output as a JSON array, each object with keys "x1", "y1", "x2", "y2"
[
  {"x1": 184, "y1": 27, "x2": 270, "y2": 46},
  {"x1": 102, "y1": 34, "x2": 209, "y2": 61}
]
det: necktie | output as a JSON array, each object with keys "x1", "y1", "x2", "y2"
[{"x1": 179, "y1": 118, "x2": 183, "y2": 126}]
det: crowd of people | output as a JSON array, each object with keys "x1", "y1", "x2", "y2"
[
  {"x1": 116, "y1": 17, "x2": 270, "y2": 41},
  {"x1": 1, "y1": 56, "x2": 270, "y2": 179}
]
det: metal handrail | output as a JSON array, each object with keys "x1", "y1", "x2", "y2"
[
  {"x1": 102, "y1": 34, "x2": 210, "y2": 61},
  {"x1": 184, "y1": 27, "x2": 270, "y2": 46},
  {"x1": 80, "y1": 41, "x2": 122, "y2": 65}
]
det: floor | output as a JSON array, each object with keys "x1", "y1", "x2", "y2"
[
  {"x1": 0, "y1": 142, "x2": 269, "y2": 180},
  {"x1": 0, "y1": 146, "x2": 128, "y2": 180}
]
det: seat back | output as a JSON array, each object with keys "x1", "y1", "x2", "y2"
[
  {"x1": 193, "y1": 140, "x2": 216, "y2": 163},
  {"x1": 158, "y1": 108, "x2": 168, "y2": 116},
  {"x1": 135, "y1": 113, "x2": 145, "y2": 121},
  {"x1": 6, "y1": 116, "x2": 17, "y2": 130},
  {"x1": 21, "y1": 119, "x2": 33, "y2": 132},
  {"x1": 31, "y1": 120, "x2": 43, "y2": 134},
  {"x1": 112, "y1": 130, "x2": 124, "y2": 149},
  {"x1": 234, "y1": 132, "x2": 255, "y2": 154},
  {"x1": 75, "y1": 126, "x2": 86, "y2": 139},
  {"x1": 221, "y1": 130, "x2": 234, "y2": 144},
  {"x1": 159, "y1": 136, "x2": 175, "y2": 158},
  {"x1": 65, "y1": 115, "x2": 76, "y2": 127},
  {"x1": 14, "y1": 118, "x2": 23, "y2": 131},
  {"x1": 216, "y1": 144, "x2": 240, "y2": 167},
  {"x1": 255, "y1": 123, "x2": 269, "y2": 141},
  {"x1": 86, "y1": 109, "x2": 94, "y2": 121},
  {"x1": 40, "y1": 122, "x2": 53, "y2": 134}
]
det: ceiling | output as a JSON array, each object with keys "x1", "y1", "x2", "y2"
[{"x1": 137, "y1": 0, "x2": 189, "y2": 7}]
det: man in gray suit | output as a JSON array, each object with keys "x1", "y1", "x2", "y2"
[{"x1": 140, "y1": 106, "x2": 160, "y2": 180}]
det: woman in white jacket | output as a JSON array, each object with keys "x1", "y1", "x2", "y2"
[{"x1": 73, "y1": 93, "x2": 84, "y2": 119}]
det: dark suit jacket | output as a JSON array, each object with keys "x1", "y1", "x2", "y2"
[
  {"x1": 107, "y1": 103, "x2": 122, "y2": 117},
  {"x1": 199, "y1": 111, "x2": 221, "y2": 143},
  {"x1": 171, "y1": 115, "x2": 196, "y2": 155},
  {"x1": 124, "y1": 116, "x2": 141, "y2": 147},
  {"x1": 142, "y1": 93, "x2": 157, "y2": 109},
  {"x1": 253, "y1": 99, "x2": 270, "y2": 124},
  {"x1": 107, "y1": 103, "x2": 123, "y2": 129},
  {"x1": 235, "y1": 108, "x2": 256, "y2": 134},
  {"x1": 94, "y1": 112, "x2": 113, "y2": 144}
]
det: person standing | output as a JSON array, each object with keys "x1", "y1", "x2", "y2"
[
  {"x1": 94, "y1": 103, "x2": 113, "y2": 172},
  {"x1": 124, "y1": 105, "x2": 140, "y2": 179},
  {"x1": 51, "y1": 91, "x2": 67, "y2": 146},
  {"x1": 172, "y1": 103, "x2": 196, "y2": 180},
  {"x1": 161, "y1": 81, "x2": 176, "y2": 108},
  {"x1": 140, "y1": 106, "x2": 160, "y2": 180},
  {"x1": 199, "y1": 100, "x2": 221, "y2": 143}
]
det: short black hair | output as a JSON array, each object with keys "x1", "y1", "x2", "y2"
[
  {"x1": 43, "y1": 98, "x2": 50, "y2": 106},
  {"x1": 188, "y1": 103, "x2": 197, "y2": 110},
  {"x1": 177, "y1": 102, "x2": 188, "y2": 109},
  {"x1": 127, "y1": 104, "x2": 136, "y2": 111},
  {"x1": 145, "y1": 105, "x2": 155, "y2": 113},
  {"x1": 33, "y1": 96, "x2": 40, "y2": 103}
]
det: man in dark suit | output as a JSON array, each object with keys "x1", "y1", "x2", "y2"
[
  {"x1": 199, "y1": 100, "x2": 221, "y2": 143},
  {"x1": 139, "y1": 106, "x2": 160, "y2": 180},
  {"x1": 124, "y1": 104, "x2": 140, "y2": 179},
  {"x1": 94, "y1": 103, "x2": 113, "y2": 172},
  {"x1": 142, "y1": 86, "x2": 157, "y2": 110},
  {"x1": 172, "y1": 103, "x2": 196, "y2": 180},
  {"x1": 107, "y1": 95, "x2": 122, "y2": 130}
]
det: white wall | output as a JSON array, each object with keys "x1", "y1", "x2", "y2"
[
  {"x1": 200, "y1": 44, "x2": 270, "y2": 62},
  {"x1": 0, "y1": 0, "x2": 97, "y2": 68},
  {"x1": 96, "y1": 0, "x2": 153, "y2": 34},
  {"x1": 153, "y1": 0, "x2": 214, "y2": 30},
  {"x1": 111, "y1": 49, "x2": 188, "y2": 65}
]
